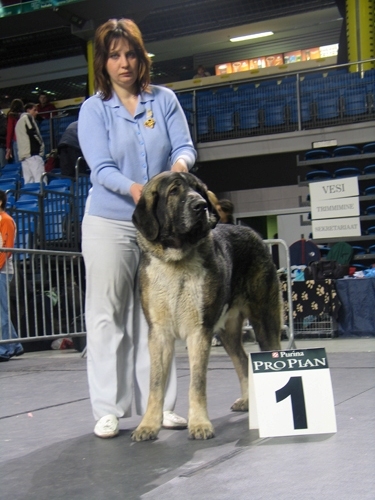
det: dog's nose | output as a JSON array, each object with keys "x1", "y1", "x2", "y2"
[{"x1": 192, "y1": 199, "x2": 207, "y2": 213}]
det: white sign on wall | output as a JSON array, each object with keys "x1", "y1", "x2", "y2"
[
  {"x1": 249, "y1": 348, "x2": 337, "y2": 438},
  {"x1": 309, "y1": 176, "x2": 359, "y2": 202},
  {"x1": 311, "y1": 196, "x2": 360, "y2": 220},
  {"x1": 312, "y1": 216, "x2": 361, "y2": 238}
]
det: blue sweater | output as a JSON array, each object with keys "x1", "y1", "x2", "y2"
[{"x1": 78, "y1": 85, "x2": 197, "y2": 221}]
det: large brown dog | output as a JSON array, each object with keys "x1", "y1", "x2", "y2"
[{"x1": 131, "y1": 172, "x2": 281, "y2": 441}]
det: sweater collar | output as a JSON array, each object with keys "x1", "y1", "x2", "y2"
[{"x1": 103, "y1": 88, "x2": 155, "y2": 119}]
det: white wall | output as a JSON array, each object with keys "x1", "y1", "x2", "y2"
[
  {"x1": 219, "y1": 183, "x2": 312, "y2": 268},
  {"x1": 219, "y1": 183, "x2": 310, "y2": 215}
]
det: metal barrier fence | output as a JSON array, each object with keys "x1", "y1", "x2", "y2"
[
  {"x1": 4, "y1": 165, "x2": 91, "y2": 253},
  {"x1": 0, "y1": 248, "x2": 86, "y2": 348}
]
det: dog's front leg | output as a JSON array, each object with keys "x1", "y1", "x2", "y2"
[
  {"x1": 131, "y1": 330, "x2": 174, "y2": 442},
  {"x1": 187, "y1": 332, "x2": 215, "y2": 440}
]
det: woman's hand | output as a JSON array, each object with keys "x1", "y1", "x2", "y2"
[
  {"x1": 171, "y1": 159, "x2": 188, "y2": 173},
  {"x1": 5, "y1": 149, "x2": 12, "y2": 160},
  {"x1": 130, "y1": 183, "x2": 144, "y2": 204}
]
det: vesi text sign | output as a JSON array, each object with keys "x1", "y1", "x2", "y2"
[{"x1": 309, "y1": 176, "x2": 359, "y2": 201}]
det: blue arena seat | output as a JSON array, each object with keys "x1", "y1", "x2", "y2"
[
  {"x1": 263, "y1": 99, "x2": 287, "y2": 127},
  {"x1": 364, "y1": 186, "x2": 375, "y2": 196},
  {"x1": 343, "y1": 88, "x2": 368, "y2": 116},
  {"x1": 315, "y1": 91, "x2": 340, "y2": 120},
  {"x1": 333, "y1": 145, "x2": 361, "y2": 156},
  {"x1": 362, "y1": 143, "x2": 375, "y2": 154},
  {"x1": 304, "y1": 149, "x2": 331, "y2": 160},
  {"x1": 364, "y1": 164, "x2": 375, "y2": 175},
  {"x1": 305, "y1": 170, "x2": 332, "y2": 181},
  {"x1": 351, "y1": 245, "x2": 367, "y2": 255},
  {"x1": 236, "y1": 104, "x2": 259, "y2": 130},
  {"x1": 212, "y1": 108, "x2": 234, "y2": 133},
  {"x1": 334, "y1": 167, "x2": 362, "y2": 178},
  {"x1": 0, "y1": 181, "x2": 17, "y2": 191},
  {"x1": 289, "y1": 97, "x2": 312, "y2": 124}
]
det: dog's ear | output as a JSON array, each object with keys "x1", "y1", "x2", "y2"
[
  {"x1": 132, "y1": 189, "x2": 160, "y2": 241},
  {"x1": 202, "y1": 188, "x2": 220, "y2": 229},
  {"x1": 206, "y1": 191, "x2": 220, "y2": 229}
]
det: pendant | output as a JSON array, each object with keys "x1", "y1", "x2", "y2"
[{"x1": 144, "y1": 109, "x2": 156, "y2": 128}]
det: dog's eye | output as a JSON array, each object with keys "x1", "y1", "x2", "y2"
[{"x1": 169, "y1": 184, "x2": 181, "y2": 196}]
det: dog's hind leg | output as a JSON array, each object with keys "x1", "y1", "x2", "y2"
[
  {"x1": 250, "y1": 300, "x2": 282, "y2": 352},
  {"x1": 131, "y1": 331, "x2": 174, "y2": 442},
  {"x1": 186, "y1": 332, "x2": 215, "y2": 440},
  {"x1": 220, "y1": 312, "x2": 249, "y2": 412}
]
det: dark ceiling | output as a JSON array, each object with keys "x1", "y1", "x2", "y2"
[
  {"x1": 0, "y1": 0, "x2": 338, "y2": 69},
  {"x1": 0, "y1": 0, "x2": 342, "y2": 193}
]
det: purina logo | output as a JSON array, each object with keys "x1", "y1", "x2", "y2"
[{"x1": 272, "y1": 352, "x2": 279, "y2": 358}]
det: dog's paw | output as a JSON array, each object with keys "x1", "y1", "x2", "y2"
[
  {"x1": 131, "y1": 425, "x2": 159, "y2": 442},
  {"x1": 230, "y1": 398, "x2": 249, "y2": 412},
  {"x1": 188, "y1": 421, "x2": 215, "y2": 440}
]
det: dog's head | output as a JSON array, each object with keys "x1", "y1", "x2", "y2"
[{"x1": 132, "y1": 172, "x2": 219, "y2": 251}]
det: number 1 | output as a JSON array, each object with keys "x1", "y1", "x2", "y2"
[{"x1": 276, "y1": 376, "x2": 308, "y2": 429}]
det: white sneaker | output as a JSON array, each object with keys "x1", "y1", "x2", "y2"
[
  {"x1": 211, "y1": 335, "x2": 222, "y2": 347},
  {"x1": 162, "y1": 411, "x2": 188, "y2": 429},
  {"x1": 94, "y1": 414, "x2": 119, "y2": 438}
]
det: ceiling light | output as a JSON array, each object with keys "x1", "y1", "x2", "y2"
[
  {"x1": 148, "y1": 53, "x2": 155, "y2": 58},
  {"x1": 230, "y1": 31, "x2": 274, "y2": 42}
]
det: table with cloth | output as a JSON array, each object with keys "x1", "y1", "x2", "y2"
[
  {"x1": 335, "y1": 278, "x2": 375, "y2": 337},
  {"x1": 280, "y1": 278, "x2": 341, "y2": 336},
  {"x1": 281, "y1": 278, "x2": 341, "y2": 321}
]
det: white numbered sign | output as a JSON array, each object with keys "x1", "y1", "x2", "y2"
[{"x1": 249, "y1": 348, "x2": 337, "y2": 438}]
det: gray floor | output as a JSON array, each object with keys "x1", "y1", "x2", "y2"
[{"x1": 1, "y1": 337, "x2": 374, "y2": 500}]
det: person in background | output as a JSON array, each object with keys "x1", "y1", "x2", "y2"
[
  {"x1": 36, "y1": 92, "x2": 57, "y2": 120},
  {"x1": 0, "y1": 190, "x2": 24, "y2": 362},
  {"x1": 57, "y1": 121, "x2": 89, "y2": 177},
  {"x1": 15, "y1": 103, "x2": 45, "y2": 183},
  {"x1": 194, "y1": 65, "x2": 211, "y2": 78},
  {"x1": 78, "y1": 18, "x2": 196, "y2": 439},
  {"x1": 5, "y1": 98, "x2": 24, "y2": 163},
  {"x1": 216, "y1": 198, "x2": 235, "y2": 224},
  {"x1": 0, "y1": 110, "x2": 6, "y2": 168}
]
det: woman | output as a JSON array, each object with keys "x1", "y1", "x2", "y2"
[
  {"x1": 216, "y1": 199, "x2": 235, "y2": 225},
  {"x1": 6, "y1": 98, "x2": 24, "y2": 163},
  {"x1": 0, "y1": 190, "x2": 24, "y2": 362},
  {"x1": 78, "y1": 19, "x2": 197, "y2": 438}
]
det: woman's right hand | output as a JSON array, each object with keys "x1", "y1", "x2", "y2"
[
  {"x1": 130, "y1": 183, "x2": 144, "y2": 204},
  {"x1": 5, "y1": 149, "x2": 12, "y2": 160}
]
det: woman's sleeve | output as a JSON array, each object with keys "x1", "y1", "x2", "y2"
[
  {"x1": 6, "y1": 116, "x2": 16, "y2": 149},
  {"x1": 163, "y1": 92, "x2": 197, "y2": 169},
  {"x1": 78, "y1": 99, "x2": 135, "y2": 195}
]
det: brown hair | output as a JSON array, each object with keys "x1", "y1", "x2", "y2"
[
  {"x1": 0, "y1": 190, "x2": 7, "y2": 210},
  {"x1": 7, "y1": 98, "x2": 24, "y2": 117},
  {"x1": 217, "y1": 199, "x2": 235, "y2": 224},
  {"x1": 94, "y1": 18, "x2": 151, "y2": 100}
]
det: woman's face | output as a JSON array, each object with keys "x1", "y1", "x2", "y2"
[{"x1": 106, "y1": 38, "x2": 139, "y2": 92}]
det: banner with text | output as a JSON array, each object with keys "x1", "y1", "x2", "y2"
[
  {"x1": 312, "y1": 216, "x2": 361, "y2": 238},
  {"x1": 249, "y1": 348, "x2": 337, "y2": 437},
  {"x1": 311, "y1": 196, "x2": 360, "y2": 220}
]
